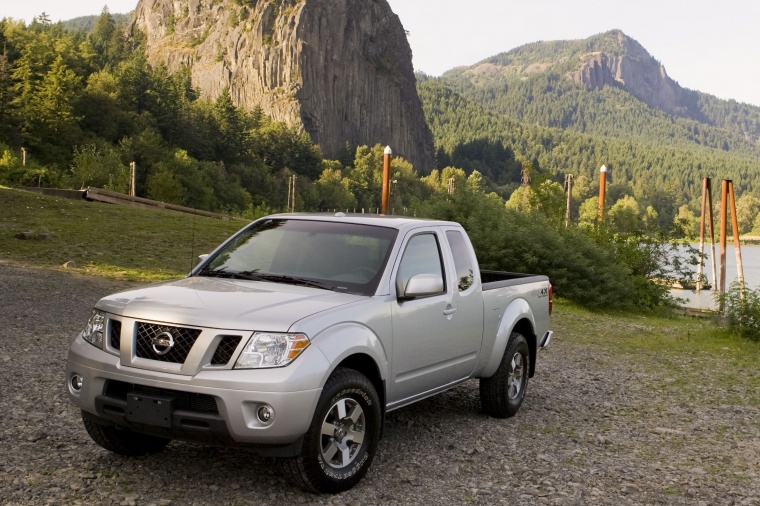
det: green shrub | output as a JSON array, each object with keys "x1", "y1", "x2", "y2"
[
  {"x1": 719, "y1": 283, "x2": 760, "y2": 342},
  {"x1": 418, "y1": 185, "x2": 677, "y2": 309}
]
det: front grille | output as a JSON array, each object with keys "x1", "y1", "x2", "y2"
[
  {"x1": 135, "y1": 322, "x2": 201, "y2": 363},
  {"x1": 104, "y1": 380, "x2": 219, "y2": 414},
  {"x1": 211, "y1": 335, "x2": 243, "y2": 365},
  {"x1": 109, "y1": 320, "x2": 122, "y2": 350}
]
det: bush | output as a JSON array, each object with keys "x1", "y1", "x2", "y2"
[
  {"x1": 719, "y1": 283, "x2": 760, "y2": 342},
  {"x1": 418, "y1": 185, "x2": 670, "y2": 309}
]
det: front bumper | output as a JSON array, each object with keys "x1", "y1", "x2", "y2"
[{"x1": 66, "y1": 335, "x2": 329, "y2": 454}]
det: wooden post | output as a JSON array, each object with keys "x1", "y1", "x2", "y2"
[
  {"x1": 728, "y1": 180, "x2": 745, "y2": 293},
  {"x1": 697, "y1": 178, "x2": 707, "y2": 291},
  {"x1": 597, "y1": 165, "x2": 607, "y2": 225},
  {"x1": 719, "y1": 179, "x2": 729, "y2": 307},
  {"x1": 564, "y1": 173, "x2": 574, "y2": 228},
  {"x1": 286, "y1": 176, "x2": 291, "y2": 211},
  {"x1": 21, "y1": 147, "x2": 26, "y2": 166},
  {"x1": 287, "y1": 175, "x2": 296, "y2": 212},
  {"x1": 696, "y1": 178, "x2": 717, "y2": 292},
  {"x1": 707, "y1": 179, "x2": 718, "y2": 291},
  {"x1": 291, "y1": 175, "x2": 296, "y2": 212},
  {"x1": 381, "y1": 146, "x2": 392, "y2": 215},
  {"x1": 129, "y1": 162, "x2": 136, "y2": 197}
]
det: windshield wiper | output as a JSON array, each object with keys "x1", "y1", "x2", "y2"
[
  {"x1": 198, "y1": 268, "x2": 261, "y2": 281},
  {"x1": 242, "y1": 273, "x2": 343, "y2": 291},
  {"x1": 199, "y1": 269, "x2": 344, "y2": 291}
]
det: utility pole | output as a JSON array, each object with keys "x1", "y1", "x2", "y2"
[
  {"x1": 287, "y1": 175, "x2": 297, "y2": 212},
  {"x1": 292, "y1": 175, "x2": 296, "y2": 212},
  {"x1": 381, "y1": 146, "x2": 392, "y2": 215},
  {"x1": 521, "y1": 167, "x2": 531, "y2": 186},
  {"x1": 129, "y1": 162, "x2": 136, "y2": 196},
  {"x1": 564, "y1": 173, "x2": 574, "y2": 228},
  {"x1": 597, "y1": 165, "x2": 607, "y2": 225}
]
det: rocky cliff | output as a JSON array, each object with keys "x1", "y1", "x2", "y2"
[
  {"x1": 129, "y1": 0, "x2": 434, "y2": 171},
  {"x1": 569, "y1": 31, "x2": 689, "y2": 117}
]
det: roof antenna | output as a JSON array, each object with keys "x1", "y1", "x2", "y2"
[{"x1": 189, "y1": 213, "x2": 196, "y2": 273}]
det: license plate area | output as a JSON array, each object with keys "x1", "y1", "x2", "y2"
[{"x1": 127, "y1": 392, "x2": 174, "y2": 428}]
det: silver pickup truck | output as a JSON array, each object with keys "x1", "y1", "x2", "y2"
[{"x1": 66, "y1": 214, "x2": 552, "y2": 493}]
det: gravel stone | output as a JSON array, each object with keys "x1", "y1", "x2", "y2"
[{"x1": 1, "y1": 262, "x2": 759, "y2": 505}]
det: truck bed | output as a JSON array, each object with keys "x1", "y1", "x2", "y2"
[{"x1": 480, "y1": 270, "x2": 549, "y2": 290}]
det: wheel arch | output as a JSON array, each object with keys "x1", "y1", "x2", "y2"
[
  {"x1": 335, "y1": 353, "x2": 386, "y2": 416},
  {"x1": 480, "y1": 298, "x2": 536, "y2": 378},
  {"x1": 511, "y1": 317, "x2": 537, "y2": 378}
]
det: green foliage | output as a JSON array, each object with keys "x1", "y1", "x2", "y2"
[
  {"x1": 719, "y1": 283, "x2": 760, "y2": 342},
  {"x1": 315, "y1": 165, "x2": 357, "y2": 211},
  {"x1": 70, "y1": 144, "x2": 128, "y2": 191},
  {"x1": 61, "y1": 13, "x2": 130, "y2": 32},
  {"x1": 147, "y1": 167, "x2": 185, "y2": 204},
  {"x1": 417, "y1": 181, "x2": 670, "y2": 309},
  {"x1": 166, "y1": 13, "x2": 176, "y2": 35}
]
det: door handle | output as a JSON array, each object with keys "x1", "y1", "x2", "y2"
[{"x1": 443, "y1": 307, "x2": 458, "y2": 316}]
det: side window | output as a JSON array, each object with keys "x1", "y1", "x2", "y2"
[
  {"x1": 397, "y1": 233, "x2": 445, "y2": 295},
  {"x1": 446, "y1": 230, "x2": 474, "y2": 292}
]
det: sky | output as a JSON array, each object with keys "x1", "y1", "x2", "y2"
[{"x1": 3, "y1": 0, "x2": 760, "y2": 107}]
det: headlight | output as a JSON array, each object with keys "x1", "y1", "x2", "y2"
[
  {"x1": 82, "y1": 310, "x2": 106, "y2": 349},
  {"x1": 234, "y1": 332, "x2": 310, "y2": 369}
]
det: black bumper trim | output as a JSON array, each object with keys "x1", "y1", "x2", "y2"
[{"x1": 90, "y1": 396, "x2": 303, "y2": 457}]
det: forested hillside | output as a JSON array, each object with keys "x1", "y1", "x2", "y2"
[
  {"x1": 441, "y1": 30, "x2": 760, "y2": 144},
  {"x1": 418, "y1": 31, "x2": 760, "y2": 233}
]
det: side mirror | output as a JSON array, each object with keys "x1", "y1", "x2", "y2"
[{"x1": 398, "y1": 273, "x2": 444, "y2": 300}]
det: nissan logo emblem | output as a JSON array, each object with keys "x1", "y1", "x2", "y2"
[{"x1": 151, "y1": 331, "x2": 175, "y2": 356}]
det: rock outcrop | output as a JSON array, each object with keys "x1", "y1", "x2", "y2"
[
  {"x1": 130, "y1": 0, "x2": 434, "y2": 172},
  {"x1": 569, "y1": 31, "x2": 689, "y2": 116}
]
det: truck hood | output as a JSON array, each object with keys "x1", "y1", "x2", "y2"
[{"x1": 95, "y1": 276, "x2": 365, "y2": 331}]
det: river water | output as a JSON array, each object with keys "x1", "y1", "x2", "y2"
[{"x1": 671, "y1": 243, "x2": 760, "y2": 309}]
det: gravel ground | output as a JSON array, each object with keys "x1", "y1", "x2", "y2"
[{"x1": 1, "y1": 262, "x2": 758, "y2": 506}]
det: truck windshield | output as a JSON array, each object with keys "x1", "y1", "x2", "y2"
[{"x1": 197, "y1": 219, "x2": 398, "y2": 296}]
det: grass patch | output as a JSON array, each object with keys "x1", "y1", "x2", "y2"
[
  {"x1": 0, "y1": 187, "x2": 246, "y2": 281},
  {"x1": 553, "y1": 299, "x2": 760, "y2": 406}
]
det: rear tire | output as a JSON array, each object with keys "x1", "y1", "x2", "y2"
[
  {"x1": 480, "y1": 332, "x2": 529, "y2": 418},
  {"x1": 82, "y1": 411, "x2": 170, "y2": 456},
  {"x1": 283, "y1": 367, "x2": 381, "y2": 493}
]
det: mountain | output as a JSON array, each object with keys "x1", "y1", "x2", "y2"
[
  {"x1": 417, "y1": 31, "x2": 760, "y2": 223},
  {"x1": 438, "y1": 30, "x2": 760, "y2": 150},
  {"x1": 129, "y1": 0, "x2": 434, "y2": 172}
]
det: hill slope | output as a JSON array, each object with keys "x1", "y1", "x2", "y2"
[
  {"x1": 439, "y1": 30, "x2": 760, "y2": 152},
  {"x1": 419, "y1": 30, "x2": 760, "y2": 217}
]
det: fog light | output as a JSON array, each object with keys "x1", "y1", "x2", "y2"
[
  {"x1": 257, "y1": 405, "x2": 274, "y2": 424},
  {"x1": 71, "y1": 374, "x2": 83, "y2": 392}
]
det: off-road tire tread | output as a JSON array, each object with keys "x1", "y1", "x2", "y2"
[
  {"x1": 480, "y1": 332, "x2": 529, "y2": 418},
  {"x1": 282, "y1": 367, "x2": 380, "y2": 493}
]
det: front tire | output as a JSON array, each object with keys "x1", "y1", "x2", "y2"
[
  {"x1": 82, "y1": 412, "x2": 170, "y2": 456},
  {"x1": 284, "y1": 367, "x2": 381, "y2": 493},
  {"x1": 480, "y1": 332, "x2": 529, "y2": 418}
]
